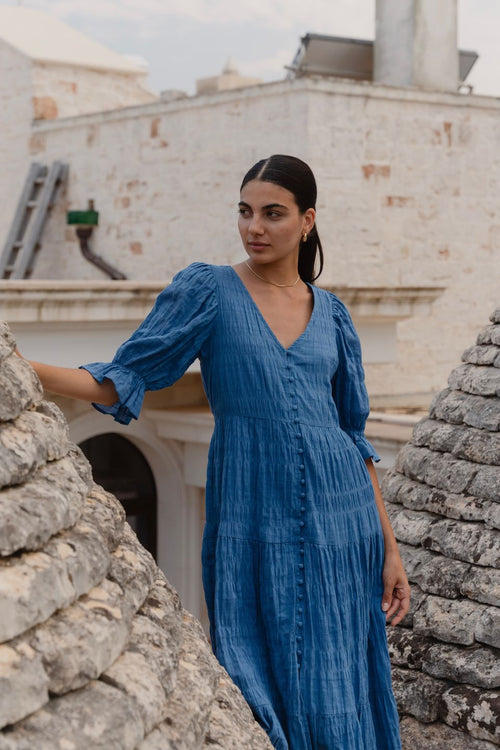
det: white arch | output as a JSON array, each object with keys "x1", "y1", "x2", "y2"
[{"x1": 69, "y1": 410, "x2": 204, "y2": 618}]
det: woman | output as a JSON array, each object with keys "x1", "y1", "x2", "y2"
[{"x1": 19, "y1": 155, "x2": 409, "y2": 749}]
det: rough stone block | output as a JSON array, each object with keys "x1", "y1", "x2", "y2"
[
  {"x1": 0, "y1": 323, "x2": 16, "y2": 364},
  {"x1": 461, "y1": 566, "x2": 500, "y2": 607},
  {"x1": 0, "y1": 410, "x2": 70, "y2": 489},
  {"x1": 464, "y1": 397, "x2": 500, "y2": 432},
  {"x1": 387, "y1": 505, "x2": 438, "y2": 547},
  {"x1": 0, "y1": 642, "x2": 48, "y2": 730},
  {"x1": 391, "y1": 665, "x2": 447, "y2": 722},
  {"x1": 386, "y1": 628, "x2": 435, "y2": 670},
  {"x1": 0, "y1": 355, "x2": 43, "y2": 422},
  {"x1": 421, "y1": 518, "x2": 500, "y2": 568},
  {"x1": 0, "y1": 455, "x2": 91, "y2": 556},
  {"x1": 440, "y1": 684, "x2": 500, "y2": 744},
  {"x1": 203, "y1": 664, "x2": 274, "y2": 749},
  {"x1": 422, "y1": 642, "x2": 500, "y2": 689},
  {"x1": 475, "y1": 607, "x2": 500, "y2": 649},
  {"x1": 108, "y1": 524, "x2": 156, "y2": 611},
  {"x1": 452, "y1": 428, "x2": 500, "y2": 467},
  {"x1": 82, "y1": 484, "x2": 126, "y2": 554},
  {"x1": 448, "y1": 363, "x2": 500, "y2": 398},
  {"x1": 430, "y1": 388, "x2": 500, "y2": 431},
  {"x1": 490, "y1": 310, "x2": 500, "y2": 324},
  {"x1": 405, "y1": 547, "x2": 470, "y2": 599},
  {"x1": 413, "y1": 595, "x2": 487, "y2": 646},
  {"x1": 0, "y1": 680, "x2": 144, "y2": 750},
  {"x1": 400, "y1": 715, "x2": 497, "y2": 750},
  {"x1": 30, "y1": 577, "x2": 135, "y2": 695},
  {"x1": 398, "y1": 445, "x2": 478, "y2": 495},
  {"x1": 137, "y1": 610, "x2": 219, "y2": 750},
  {"x1": 468, "y1": 466, "x2": 500, "y2": 503},
  {"x1": 462, "y1": 345, "x2": 500, "y2": 366}
]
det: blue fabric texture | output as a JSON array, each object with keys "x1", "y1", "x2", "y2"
[{"x1": 81, "y1": 262, "x2": 401, "y2": 750}]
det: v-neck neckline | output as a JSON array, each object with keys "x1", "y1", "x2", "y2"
[{"x1": 228, "y1": 265, "x2": 317, "y2": 354}]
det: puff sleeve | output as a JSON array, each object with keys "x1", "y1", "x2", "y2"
[
  {"x1": 330, "y1": 294, "x2": 380, "y2": 463},
  {"x1": 79, "y1": 262, "x2": 218, "y2": 425}
]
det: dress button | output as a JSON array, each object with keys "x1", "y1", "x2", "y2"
[
  {"x1": 299, "y1": 520, "x2": 305, "y2": 527},
  {"x1": 296, "y1": 634, "x2": 302, "y2": 641},
  {"x1": 298, "y1": 607, "x2": 303, "y2": 614},
  {"x1": 298, "y1": 593, "x2": 304, "y2": 600},
  {"x1": 289, "y1": 376, "x2": 294, "y2": 382},
  {"x1": 292, "y1": 405, "x2": 298, "y2": 411},
  {"x1": 296, "y1": 433, "x2": 302, "y2": 439},
  {"x1": 298, "y1": 448, "x2": 304, "y2": 454},
  {"x1": 299, "y1": 563, "x2": 304, "y2": 570},
  {"x1": 299, "y1": 536, "x2": 304, "y2": 542},
  {"x1": 294, "y1": 418, "x2": 299, "y2": 424},
  {"x1": 299, "y1": 464, "x2": 305, "y2": 471},
  {"x1": 298, "y1": 622, "x2": 303, "y2": 628},
  {"x1": 297, "y1": 650, "x2": 302, "y2": 656},
  {"x1": 300, "y1": 478, "x2": 306, "y2": 485},
  {"x1": 298, "y1": 578, "x2": 304, "y2": 585},
  {"x1": 300, "y1": 492, "x2": 306, "y2": 498},
  {"x1": 300, "y1": 549, "x2": 305, "y2": 555},
  {"x1": 300, "y1": 506, "x2": 305, "y2": 512}
]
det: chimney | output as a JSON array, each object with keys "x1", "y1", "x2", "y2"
[{"x1": 374, "y1": 0, "x2": 459, "y2": 91}]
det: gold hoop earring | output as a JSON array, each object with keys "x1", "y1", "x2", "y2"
[{"x1": 302, "y1": 233, "x2": 308, "y2": 243}]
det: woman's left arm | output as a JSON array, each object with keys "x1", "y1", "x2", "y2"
[{"x1": 365, "y1": 458, "x2": 411, "y2": 626}]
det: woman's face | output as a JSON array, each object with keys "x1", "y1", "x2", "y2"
[{"x1": 238, "y1": 179, "x2": 315, "y2": 266}]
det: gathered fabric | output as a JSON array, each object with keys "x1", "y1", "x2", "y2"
[{"x1": 81, "y1": 262, "x2": 402, "y2": 750}]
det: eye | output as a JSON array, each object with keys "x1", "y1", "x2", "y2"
[
  {"x1": 267, "y1": 211, "x2": 281, "y2": 218},
  {"x1": 238, "y1": 207, "x2": 250, "y2": 217}
]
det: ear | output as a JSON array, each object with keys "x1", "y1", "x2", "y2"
[{"x1": 303, "y1": 208, "x2": 316, "y2": 234}]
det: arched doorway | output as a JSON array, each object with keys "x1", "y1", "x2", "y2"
[{"x1": 79, "y1": 433, "x2": 157, "y2": 560}]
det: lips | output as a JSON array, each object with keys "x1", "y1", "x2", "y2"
[{"x1": 248, "y1": 242, "x2": 269, "y2": 249}]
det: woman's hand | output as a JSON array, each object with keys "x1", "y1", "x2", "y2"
[
  {"x1": 14, "y1": 348, "x2": 24, "y2": 358},
  {"x1": 381, "y1": 548, "x2": 410, "y2": 626}
]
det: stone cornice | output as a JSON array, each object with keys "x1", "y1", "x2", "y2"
[{"x1": 0, "y1": 281, "x2": 444, "y2": 324}]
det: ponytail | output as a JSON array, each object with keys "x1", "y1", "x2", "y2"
[{"x1": 298, "y1": 223, "x2": 323, "y2": 283}]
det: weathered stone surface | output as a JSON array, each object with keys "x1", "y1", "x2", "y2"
[
  {"x1": 397, "y1": 444, "x2": 478, "y2": 494},
  {"x1": 0, "y1": 680, "x2": 144, "y2": 750},
  {"x1": 386, "y1": 504, "x2": 438, "y2": 547},
  {"x1": 382, "y1": 471, "x2": 488, "y2": 523},
  {"x1": 133, "y1": 573, "x2": 183, "y2": 695},
  {"x1": 108, "y1": 524, "x2": 156, "y2": 611},
  {"x1": 0, "y1": 409, "x2": 70, "y2": 489},
  {"x1": 413, "y1": 417, "x2": 500, "y2": 466},
  {"x1": 0, "y1": 323, "x2": 16, "y2": 364},
  {"x1": 391, "y1": 666, "x2": 447, "y2": 722},
  {"x1": 400, "y1": 716, "x2": 497, "y2": 750},
  {"x1": 413, "y1": 595, "x2": 488, "y2": 646},
  {"x1": 29, "y1": 577, "x2": 135, "y2": 695},
  {"x1": 475, "y1": 607, "x2": 500, "y2": 649},
  {"x1": 203, "y1": 664, "x2": 274, "y2": 749},
  {"x1": 422, "y1": 643, "x2": 500, "y2": 689},
  {"x1": 0, "y1": 641, "x2": 48, "y2": 729},
  {"x1": 397, "y1": 582, "x2": 427, "y2": 628},
  {"x1": 82, "y1": 483, "x2": 126, "y2": 553},
  {"x1": 0, "y1": 454, "x2": 91, "y2": 556},
  {"x1": 429, "y1": 388, "x2": 500, "y2": 431},
  {"x1": 398, "y1": 543, "x2": 471, "y2": 599},
  {"x1": 440, "y1": 684, "x2": 500, "y2": 744},
  {"x1": 463, "y1": 345, "x2": 500, "y2": 366},
  {"x1": 102, "y1": 650, "x2": 167, "y2": 736},
  {"x1": 468, "y1": 465, "x2": 500, "y2": 503},
  {"x1": 387, "y1": 628, "x2": 435, "y2": 670},
  {"x1": 448, "y1": 363, "x2": 500, "y2": 398},
  {"x1": 461, "y1": 566, "x2": 500, "y2": 607},
  {"x1": 137, "y1": 611, "x2": 219, "y2": 750},
  {"x1": 421, "y1": 518, "x2": 500, "y2": 568},
  {"x1": 0, "y1": 355, "x2": 43, "y2": 422},
  {"x1": 491, "y1": 309, "x2": 500, "y2": 325},
  {"x1": 478, "y1": 322, "x2": 500, "y2": 345}
]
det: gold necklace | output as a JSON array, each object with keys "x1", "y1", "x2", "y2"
[{"x1": 245, "y1": 261, "x2": 300, "y2": 288}]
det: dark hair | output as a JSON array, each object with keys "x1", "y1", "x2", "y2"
[{"x1": 240, "y1": 154, "x2": 323, "y2": 283}]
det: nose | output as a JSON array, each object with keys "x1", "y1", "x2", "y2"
[{"x1": 248, "y1": 213, "x2": 264, "y2": 236}]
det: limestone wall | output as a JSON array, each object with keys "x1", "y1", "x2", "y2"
[
  {"x1": 0, "y1": 321, "x2": 272, "y2": 749},
  {"x1": 382, "y1": 306, "x2": 500, "y2": 749},
  {"x1": 1, "y1": 75, "x2": 499, "y2": 400}
]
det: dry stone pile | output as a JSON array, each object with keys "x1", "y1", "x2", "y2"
[
  {"x1": 382, "y1": 307, "x2": 500, "y2": 749},
  {"x1": 0, "y1": 321, "x2": 272, "y2": 750}
]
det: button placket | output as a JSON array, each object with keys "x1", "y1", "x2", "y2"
[{"x1": 286, "y1": 351, "x2": 306, "y2": 669}]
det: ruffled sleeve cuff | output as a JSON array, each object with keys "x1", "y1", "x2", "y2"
[
  {"x1": 346, "y1": 431, "x2": 381, "y2": 463},
  {"x1": 79, "y1": 362, "x2": 146, "y2": 426}
]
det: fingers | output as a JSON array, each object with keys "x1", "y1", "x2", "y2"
[
  {"x1": 385, "y1": 587, "x2": 411, "y2": 626},
  {"x1": 14, "y1": 348, "x2": 24, "y2": 359}
]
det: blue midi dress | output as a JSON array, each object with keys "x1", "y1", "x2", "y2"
[{"x1": 81, "y1": 262, "x2": 402, "y2": 750}]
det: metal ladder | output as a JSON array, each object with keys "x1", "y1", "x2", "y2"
[{"x1": 0, "y1": 161, "x2": 68, "y2": 279}]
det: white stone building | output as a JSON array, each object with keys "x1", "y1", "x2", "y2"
[{"x1": 0, "y1": 1, "x2": 498, "y2": 625}]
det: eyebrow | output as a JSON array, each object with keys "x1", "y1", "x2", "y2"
[{"x1": 238, "y1": 201, "x2": 289, "y2": 210}]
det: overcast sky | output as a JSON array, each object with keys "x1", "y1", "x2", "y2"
[{"x1": 3, "y1": 0, "x2": 499, "y2": 97}]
